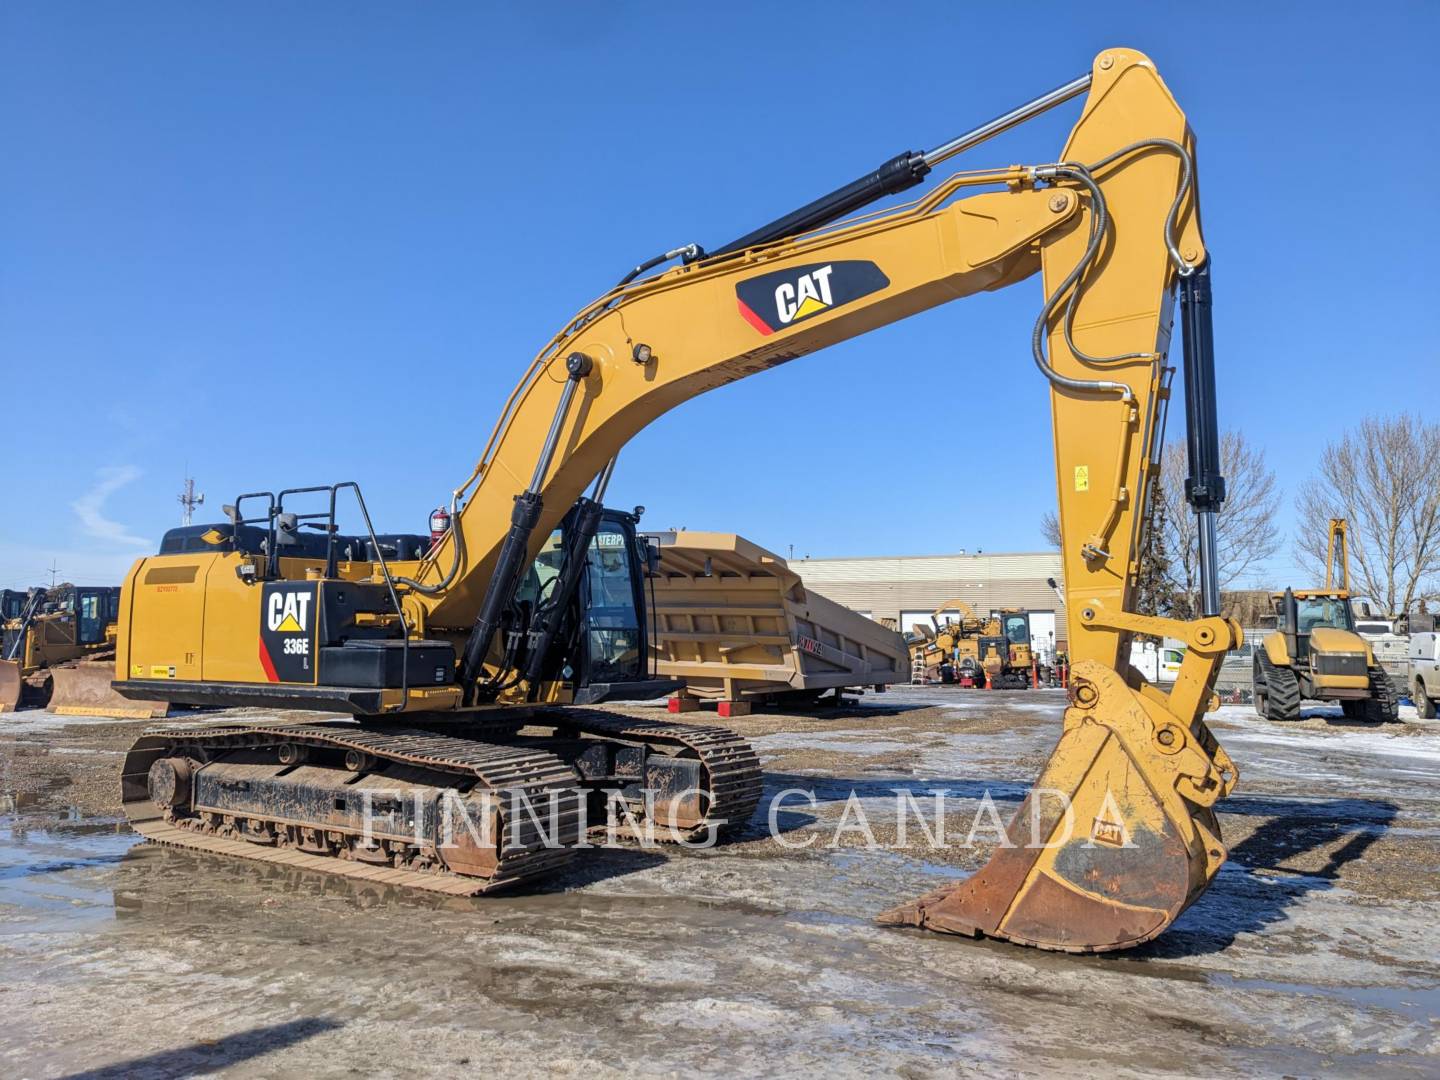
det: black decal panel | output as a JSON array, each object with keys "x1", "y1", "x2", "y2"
[
  {"x1": 735, "y1": 260, "x2": 889, "y2": 335},
  {"x1": 258, "y1": 582, "x2": 319, "y2": 684}
]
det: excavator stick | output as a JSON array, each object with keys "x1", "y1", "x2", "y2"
[
  {"x1": 880, "y1": 660, "x2": 1235, "y2": 951},
  {"x1": 0, "y1": 660, "x2": 22, "y2": 713},
  {"x1": 50, "y1": 659, "x2": 169, "y2": 719}
]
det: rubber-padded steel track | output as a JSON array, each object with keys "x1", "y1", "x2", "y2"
[
  {"x1": 548, "y1": 710, "x2": 764, "y2": 838},
  {"x1": 122, "y1": 722, "x2": 582, "y2": 893}
]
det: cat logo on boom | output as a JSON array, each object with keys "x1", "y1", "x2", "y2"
[{"x1": 735, "y1": 259, "x2": 890, "y2": 336}]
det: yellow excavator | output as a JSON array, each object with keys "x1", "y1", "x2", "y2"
[
  {"x1": 108, "y1": 47, "x2": 1242, "y2": 953},
  {"x1": 1253, "y1": 519, "x2": 1398, "y2": 722}
]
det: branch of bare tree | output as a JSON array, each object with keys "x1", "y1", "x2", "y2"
[
  {"x1": 1157, "y1": 431, "x2": 1282, "y2": 617},
  {"x1": 1040, "y1": 510, "x2": 1061, "y2": 549},
  {"x1": 1295, "y1": 414, "x2": 1440, "y2": 617}
]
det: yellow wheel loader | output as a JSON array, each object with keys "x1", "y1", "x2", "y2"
[
  {"x1": 1252, "y1": 520, "x2": 1397, "y2": 723},
  {"x1": 105, "y1": 48, "x2": 1246, "y2": 953}
]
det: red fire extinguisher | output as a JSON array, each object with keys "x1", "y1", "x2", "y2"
[{"x1": 428, "y1": 506, "x2": 451, "y2": 550}]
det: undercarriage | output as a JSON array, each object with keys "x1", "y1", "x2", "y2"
[{"x1": 122, "y1": 711, "x2": 763, "y2": 894}]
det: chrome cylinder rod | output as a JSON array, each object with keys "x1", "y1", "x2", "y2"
[
  {"x1": 923, "y1": 73, "x2": 1092, "y2": 170},
  {"x1": 1197, "y1": 510, "x2": 1221, "y2": 618},
  {"x1": 591, "y1": 456, "x2": 618, "y2": 502},
  {"x1": 528, "y1": 353, "x2": 593, "y2": 494}
]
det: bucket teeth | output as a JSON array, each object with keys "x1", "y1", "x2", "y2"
[
  {"x1": 876, "y1": 884, "x2": 982, "y2": 938},
  {"x1": 879, "y1": 659, "x2": 1229, "y2": 953}
]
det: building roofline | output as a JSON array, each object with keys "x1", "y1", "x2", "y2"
[{"x1": 798, "y1": 550, "x2": 1059, "y2": 564}]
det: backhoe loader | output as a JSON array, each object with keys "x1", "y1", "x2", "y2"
[
  {"x1": 1253, "y1": 519, "x2": 1398, "y2": 722},
  {"x1": 108, "y1": 47, "x2": 1242, "y2": 953}
]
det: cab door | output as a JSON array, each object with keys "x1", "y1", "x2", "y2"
[{"x1": 579, "y1": 514, "x2": 648, "y2": 685}]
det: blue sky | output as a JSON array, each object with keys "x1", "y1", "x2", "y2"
[{"x1": 2, "y1": 2, "x2": 1436, "y2": 589}]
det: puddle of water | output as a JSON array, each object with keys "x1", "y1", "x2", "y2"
[
  {"x1": 0, "y1": 817, "x2": 140, "y2": 931},
  {"x1": 1211, "y1": 972, "x2": 1440, "y2": 1027}
]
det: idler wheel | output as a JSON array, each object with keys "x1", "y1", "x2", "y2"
[
  {"x1": 278, "y1": 742, "x2": 309, "y2": 765},
  {"x1": 147, "y1": 757, "x2": 193, "y2": 808}
]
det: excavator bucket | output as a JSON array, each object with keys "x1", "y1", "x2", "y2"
[
  {"x1": 0, "y1": 660, "x2": 21, "y2": 713},
  {"x1": 49, "y1": 660, "x2": 169, "y2": 719},
  {"x1": 879, "y1": 661, "x2": 1235, "y2": 952}
]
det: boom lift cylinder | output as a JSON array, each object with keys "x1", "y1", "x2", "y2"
[
  {"x1": 710, "y1": 73, "x2": 1092, "y2": 259},
  {"x1": 459, "y1": 352, "x2": 593, "y2": 698}
]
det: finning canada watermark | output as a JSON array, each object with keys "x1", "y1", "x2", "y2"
[{"x1": 349, "y1": 785, "x2": 1136, "y2": 853}]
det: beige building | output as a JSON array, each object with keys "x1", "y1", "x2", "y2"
[{"x1": 793, "y1": 550, "x2": 1067, "y2": 657}]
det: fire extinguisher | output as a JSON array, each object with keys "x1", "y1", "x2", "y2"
[{"x1": 428, "y1": 506, "x2": 451, "y2": 551}]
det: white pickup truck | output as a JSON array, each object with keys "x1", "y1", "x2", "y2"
[{"x1": 1409, "y1": 633, "x2": 1440, "y2": 718}]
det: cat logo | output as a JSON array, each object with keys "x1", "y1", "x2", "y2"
[
  {"x1": 258, "y1": 583, "x2": 318, "y2": 683},
  {"x1": 267, "y1": 590, "x2": 311, "y2": 633},
  {"x1": 776, "y1": 265, "x2": 835, "y2": 324},
  {"x1": 735, "y1": 260, "x2": 890, "y2": 336}
]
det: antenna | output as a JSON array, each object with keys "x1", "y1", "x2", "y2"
[
  {"x1": 179, "y1": 472, "x2": 206, "y2": 527},
  {"x1": 47, "y1": 560, "x2": 61, "y2": 587}
]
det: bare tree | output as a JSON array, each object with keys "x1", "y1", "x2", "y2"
[
  {"x1": 1157, "y1": 431, "x2": 1282, "y2": 617},
  {"x1": 1039, "y1": 510, "x2": 1061, "y2": 549},
  {"x1": 1295, "y1": 415, "x2": 1440, "y2": 617}
]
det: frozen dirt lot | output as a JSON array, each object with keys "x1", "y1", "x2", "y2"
[{"x1": 1, "y1": 687, "x2": 1438, "y2": 1079}]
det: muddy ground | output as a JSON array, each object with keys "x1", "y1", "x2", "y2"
[{"x1": 1, "y1": 687, "x2": 1437, "y2": 1078}]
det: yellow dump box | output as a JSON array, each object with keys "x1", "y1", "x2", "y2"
[{"x1": 647, "y1": 531, "x2": 908, "y2": 709}]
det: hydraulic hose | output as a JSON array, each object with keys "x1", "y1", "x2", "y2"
[
  {"x1": 1028, "y1": 138, "x2": 1197, "y2": 399},
  {"x1": 616, "y1": 244, "x2": 703, "y2": 288}
]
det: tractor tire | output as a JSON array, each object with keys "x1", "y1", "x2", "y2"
[
  {"x1": 1251, "y1": 656, "x2": 1267, "y2": 718},
  {"x1": 1256, "y1": 652, "x2": 1301, "y2": 722},
  {"x1": 1415, "y1": 681, "x2": 1438, "y2": 720},
  {"x1": 1363, "y1": 667, "x2": 1399, "y2": 724}
]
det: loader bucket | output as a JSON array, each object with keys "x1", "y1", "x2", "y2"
[
  {"x1": 0, "y1": 660, "x2": 21, "y2": 713},
  {"x1": 49, "y1": 660, "x2": 169, "y2": 719},
  {"x1": 879, "y1": 660, "x2": 1234, "y2": 952}
]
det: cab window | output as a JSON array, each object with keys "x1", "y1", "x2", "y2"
[
  {"x1": 78, "y1": 592, "x2": 106, "y2": 645},
  {"x1": 1296, "y1": 597, "x2": 1353, "y2": 634},
  {"x1": 583, "y1": 524, "x2": 642, "y2": 683},
  {"x1": 516, "y1": 530, "x2": 565, "y2": 608},
  {"x1": 1003, "y1": 614, "x2": 1030, "y2": 646}
]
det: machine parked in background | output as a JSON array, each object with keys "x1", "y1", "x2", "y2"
[
  {"x1": 0, "y1": 585, "x2": 161, "y2": 714},
  {"x1": 1252, "y1": 519, "x2": 1397, "y2": 722},
  {"x1": 908, "y1": 602, "x2": 1043, "y2": 688},
  {"x1": 648, "y1": 531, "x2": 908, "y2": 712}
]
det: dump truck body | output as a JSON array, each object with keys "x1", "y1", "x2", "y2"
[{"x1": 647, "y1": 531, "x2": 908, "y2": 703}]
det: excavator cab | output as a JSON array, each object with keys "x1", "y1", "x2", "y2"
[
  {"x1": 1, "y1": 589, "x2": 26, "y2": 622},
  {"x1": 517, "y1": 504, "x2": 674, "y2": 703}
]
